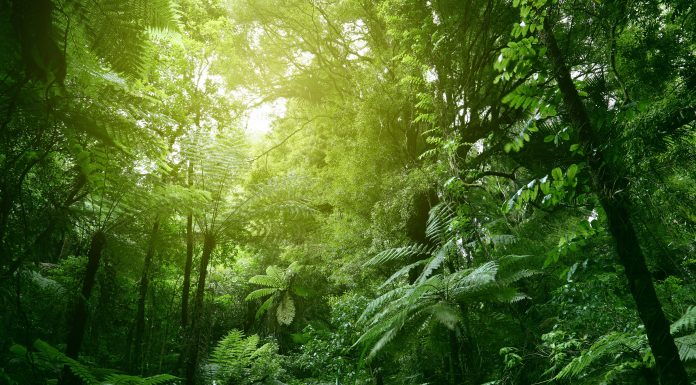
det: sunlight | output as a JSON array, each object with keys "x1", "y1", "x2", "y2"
[{"x1": 243, "y1": 99, "x2": 287, "y2": 142}]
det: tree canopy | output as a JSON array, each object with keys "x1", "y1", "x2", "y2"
[{"x1": 1, "y1": 0, "x2": 695, "y2": 384}]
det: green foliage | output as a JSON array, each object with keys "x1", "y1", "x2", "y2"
[
  {"x1": 554, "y1": 332, "x2": 648, "y2": 382},
  {"x1": 102, "y1": 374, "x2": 179, "y2": 385},
  {"x1": 7, "y1": 340, "x2": 177, "y2": 385},
  {"x1": 32, "y1": 339, "x2": 99, "y2": 385},
  {"x1": 208, "y1": 329, "x2": 283, "y2": 385},
  {"x1": 245, "y1": 262, "x2": 306, "y2": 326},
  {"x1": 2, "y1": 0, "x2": 695, "y2": 384},
  {"x1": 672, "y1": 306, "x2": 696, "y2": 362},
  {"x1": 287, "y1": 293, "x2": 372, "y2": 384},
  {"x1": 356, "y1": 203, "x2": 537, "y2": 360}
]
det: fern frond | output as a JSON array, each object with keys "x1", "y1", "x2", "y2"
[
  {"x1": 427, "y1": 302, "x2": 462, "y2": 330},
  {"x1": 255, "y1": 296, "x2": 275, "y2": 320},
  {"x1": 416, "y1": 239, "x2": 455, "y2": 283},
  {"x1": 249, "y1": 274, "x2": 283, "y2": 289},
  {"x1": 554, "y1": 332, "x2": 646, "y2": 380},
  {"x1": 489, "y1": 234, "x2": 518, "y2": 247},
  {"x1": 675, "y1": 334, "x2": 696, "y2": 361},
  {"x1": 244, "y1": 287, "x2": 278, "y2": 301},
  {"x1": 496, "y1": 269, "x2": 539, "y2": 286},
  {"x1": 367, "y1": 327, "x2": 400, "y2": 359},
  {"x1": 358, "y1": 286, "x2": 409, "y2": 324},
  {"x1": 671, "y1": 306, "x2": 696, "y2": 335},
  {"x1": 448, "y1": 261, "x2": 498, "y2": 297},
  {"x1": 364, "y1": 243, "x2": 433, "y2": 266},
  {"x1": 379, "y1": 259, "x2": 428, "y2": 289},
  {"x1": 33, "y1": 339, "x2": 99, "y2": 385},
  {"x1": 276, "y1": 293, "x2": 296, "y2": 325},
  {"x1": 425, "y1": 203, "x2": 455, "y2": 242}
]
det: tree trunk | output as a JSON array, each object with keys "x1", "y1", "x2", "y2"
[
  {"x1": 131, "y1": 220, "x2": 160, "y2": 373},
  {"x1": 181, "y1": 213, "x2": 193, "y2": 327},
  {"x1": 183, "y1": 232, "x2": 215, "y2": 385},
  {"x1": 540, "y1": 18, "x2": 689, "y2": 385},
  {"x1": 448, "y1": 329, "x2": 464, "y2": 384},
  {"x1": 181, "y1": 160, "x2": 194, "y2": 328},
  {"x1": 58, "y1": 230, "x2": 106, "y2": 385}
]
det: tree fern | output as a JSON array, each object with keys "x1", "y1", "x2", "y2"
[
  {"x1": 63, "y1": 0, "x2": 180, "y2": 77},
  {"x1": 245, "y1": 262, "x2": 305, "y2": 325},
  {"x1": 357, "y1": 195, "x2": 538, "y2": 359}
]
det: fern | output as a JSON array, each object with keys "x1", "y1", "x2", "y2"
[
  {"x1": 425, "y1": 203, "x2": 455, "y2": 242},
  {"x1": 357, "y1": 196, "x2": 537, "y2": 359},
  {"x1": 245, "y1": 287, "x2": 278, "y2": 301},
  {"x1": 208, "y1": 330, "x2": 282, "y2": 385},
  {"x1": 364, "y1": 243, "x2": 433, "y2": 267},
  {"x1": 671, "y1": 306, "x2": 696, "y2": 334},
  {"x1": 447, "y1": 261, "x2": 498, "y2": 296},
  {"x1": 379, "y1": 259, "x2": 428, "y2": 289},
  {"x1": 245, "y1": 263, "x2": 304, "y2": 325},
  {"x1": 277, "y1": 293, "x2": 296, "y2": 326},
  {"x1": 554, "y1": 332, "x2": 646, "y2": 381},
  {"x1": 671, "y1": 306, "x2": 696, "y2": 361},
  {"x1": 33, "y1": 339, "x2": 99, "y2": 385},
  {"x1": 675, "y1": 334, "x2": 696, "y2": 361},
  {"x1": 102, "y1": 373, "x2": 178, "y2": 385},
  {"x1": 415, "y1": 239, "x2": 454, "y2": 283},
  {"x1": 65, "y1": 0, "x2": 180, "y2": 77},
  {"x1": 8, "y1": 340, "x2": 178, "y2": 385}
]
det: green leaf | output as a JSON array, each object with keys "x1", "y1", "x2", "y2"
[
  {"x1": 551, "y1": 167, "x2": 563, "y2": 181},
  {"x1": 245, "y1": 287, "x2": 278, "y2": 301},
  {"x1": 567, "y1": 164, "x2": 579, "y2": 180},
  {"x1": 276, "y1": 293, "x2": 296, "y2": 325},
  {"x1": 249, "y1": 274, "x2": 283, "y2": 289},
  {"x1": 256, "y1": 296, "x2": 275, "y2": 320}
]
